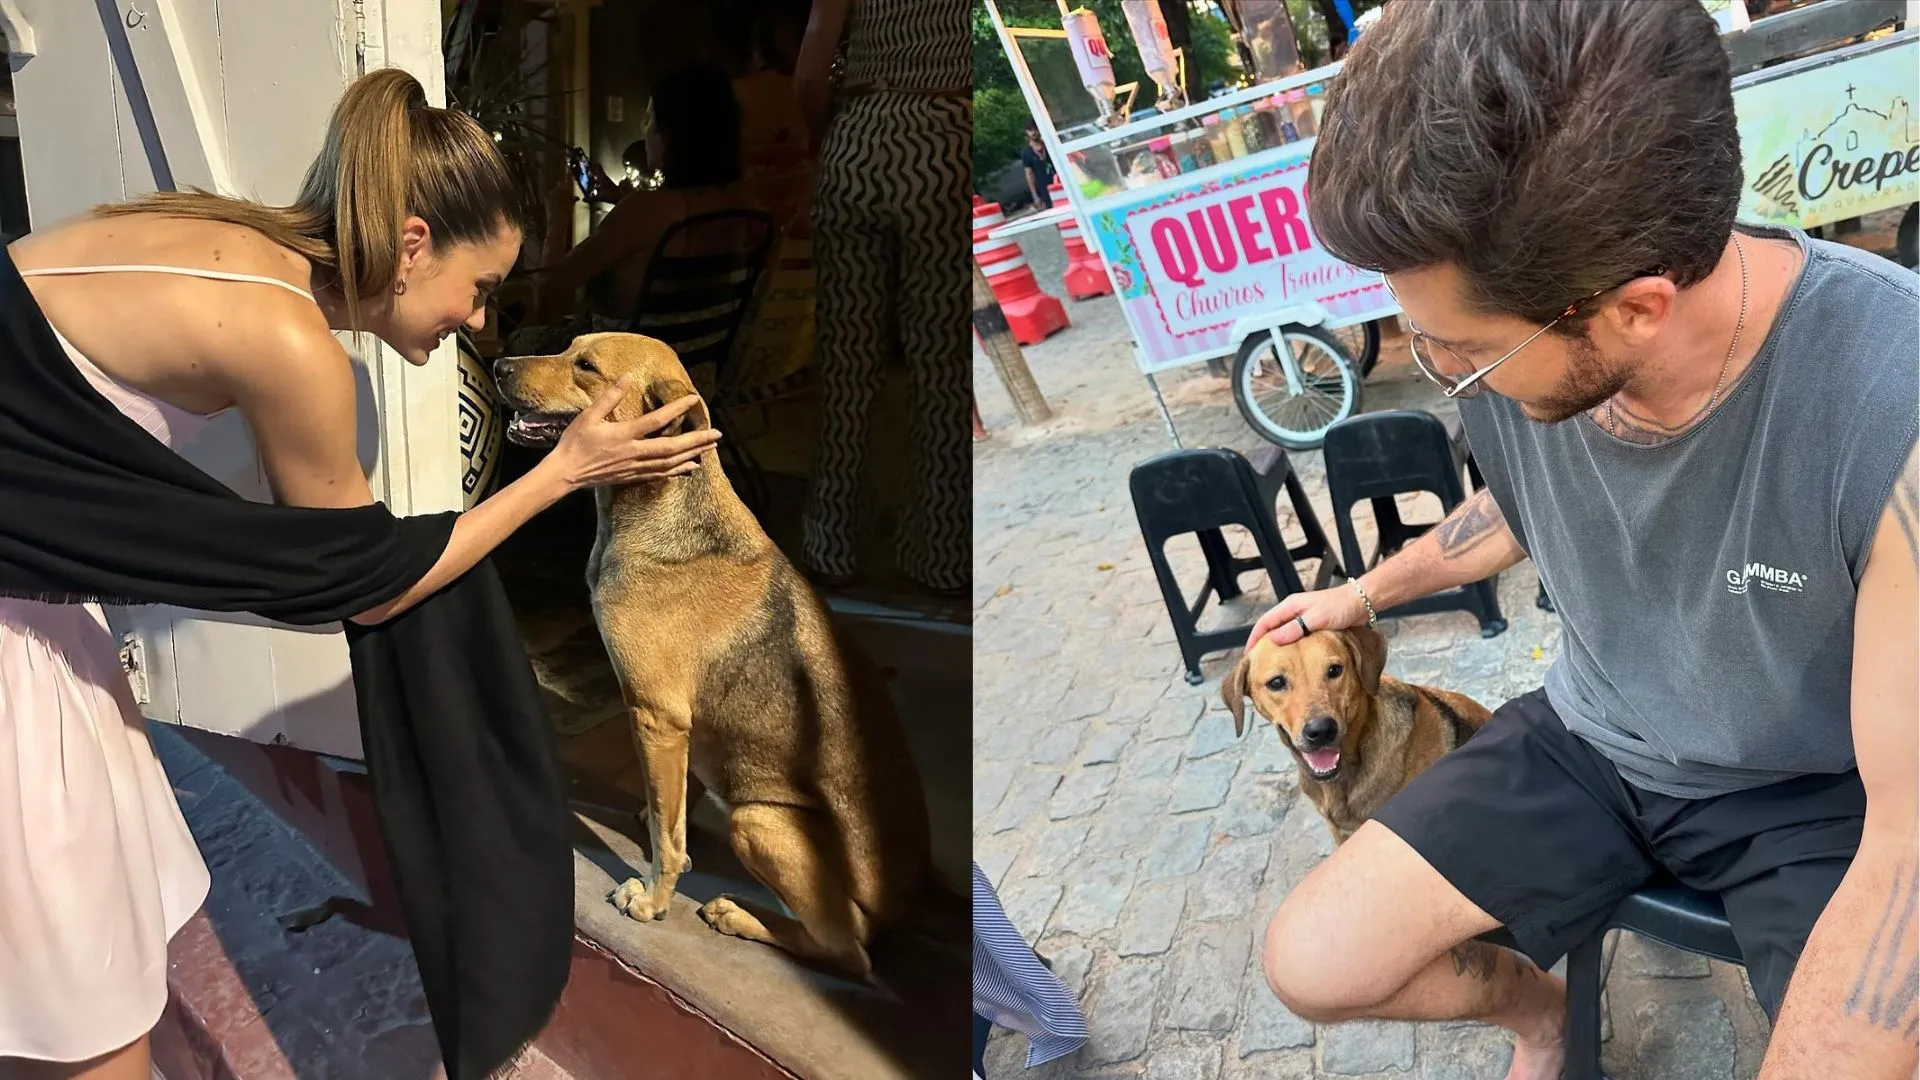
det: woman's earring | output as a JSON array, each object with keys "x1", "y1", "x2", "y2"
[{"x1": 394, "y1": 278, "x2": 408, "y2": 296}]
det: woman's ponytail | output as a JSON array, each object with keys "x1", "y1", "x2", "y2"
[{"x1": 93, "y1": 67, "x2": 519, "y2": 332}]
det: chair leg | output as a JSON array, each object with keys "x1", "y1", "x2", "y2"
[
  {"x1": 1197, "y1": 529, "x2": 1242, "y2": 601},
  {"x1": 1372, "y1": 497, "x2": 1418, "y2": 560},
  {"x1": 708, "y1": 398, "x2": 769, "y2": 516},
  {"x1": 1146, "y1": 547, "x2": 1209, "y2": 686},
  {"x1": 1284, "y1": 472, "x2": 1345, "y2": 580},
  {"x1": 1563, "y1": 932, "x2": 1608, "y2": 1080},
  {"x1": 1472, "y1": 577, "x2": 1509, "y2": 638}
]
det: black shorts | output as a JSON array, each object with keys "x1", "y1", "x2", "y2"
[{"x1": 1372, "y1": 689, "x2": 1864, "y2": 1021}]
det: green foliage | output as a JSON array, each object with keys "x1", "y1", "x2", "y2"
[
  {"x1": 972, "y1": 0, "x2": 1236, "y2": 191},
  {"x1": 973, "y1": 85, "x2": 1033, "y2": 193}
]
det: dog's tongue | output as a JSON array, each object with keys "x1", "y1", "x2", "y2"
[{"x1": 1303, "y1": 748, "x2": 1340, "y2": 774}]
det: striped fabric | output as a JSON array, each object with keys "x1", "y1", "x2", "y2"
[
  {"x1": 972, "y1": 862, "x2": 1090, "y2": 1068},
  {"x1": 841, "y1": 0, "x2": 969, "y2": 92},
  {"x1": 802, "y1": 0, "x2": 972, "y2": 589}
]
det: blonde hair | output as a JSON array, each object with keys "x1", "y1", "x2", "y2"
[{"x1": 93, "y1": 68, "x2": 520, "y2": 329}]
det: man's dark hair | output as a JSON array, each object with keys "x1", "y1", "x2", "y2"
[
  {"x1": 1309, "y1": 0, "x2": 1742, "y2": 326},
  {"x1": 649, "y1": 67, "x2": 743, "y2": 190}
]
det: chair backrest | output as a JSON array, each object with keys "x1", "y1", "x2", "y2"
[
  {"x1": 625, "y1": 209, "x2": 777, "y2": 379},
  {"x1": 1128, "y1": 448, "x2": 1269, "y2": 544},
  {"x1": 1322, "y1": 410, "x2": 1466, "y2": 510}
]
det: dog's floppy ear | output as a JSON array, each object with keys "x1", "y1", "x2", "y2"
[
  {"x1": 647, "y1": 377, "x2": 709, "y2": 436},
  {"x1": 1342, "y1": 625, "x2": 1388, "y2": 695},
  {"x1": 1222, "y1": 652, "x2": 1253, "y2": 737}
]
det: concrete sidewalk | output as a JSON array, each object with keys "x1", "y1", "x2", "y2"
[{"x1": 972, "y1": 228, "x2": 1771, "y2": 1080}]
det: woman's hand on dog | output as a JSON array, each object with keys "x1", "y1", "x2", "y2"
[
  {"x1": 1247, "y1": 582, "x2": 1371, "y2": 651},
  {"x1": 549, "y1": 379, "x2": 722, "y2": 488}
]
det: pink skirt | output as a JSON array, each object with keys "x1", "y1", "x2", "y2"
[{"x1": 0, "y1": 597, "x2": 209, "y2": 1062}]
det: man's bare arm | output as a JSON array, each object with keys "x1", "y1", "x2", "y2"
[
  {"x1": 1250, "y1": 486, "x2": 1527, "y2": 648},
  {"x1": 1759, "y1": 443, "x2": 1919, "y2": 1078},
  {"x1": 1365, "y1": 487, "x2": 1529, "y2": 606}
]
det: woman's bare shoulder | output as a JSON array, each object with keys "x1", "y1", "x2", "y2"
[
  {"x1": 12, "y1": 212, "x2": 341, "y2": 398},
  {"x1": 16, "y1": 212, "x2": 316, "y2": 296}
]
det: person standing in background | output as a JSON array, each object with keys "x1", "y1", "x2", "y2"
[
  {"x1": 794, "y1": 0, "x2": 971, "y2": 595},
  {"x1": 726, "y1": 1, "x2": 815, "y2": 234},
  {"x1": 1020, "y1": 124, "x2": 1055, "y2": 211}
]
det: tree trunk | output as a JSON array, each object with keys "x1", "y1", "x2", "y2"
[{"x1": 972, "y1": 259, "x2": 1053, "y2": 425}]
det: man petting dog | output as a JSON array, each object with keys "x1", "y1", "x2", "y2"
[{"x1": 1246, "y1": 3, "x2": 1918, "y2": 1078}]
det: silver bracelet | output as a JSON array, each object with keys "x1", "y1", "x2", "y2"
[{"x1": 1349, "y1": 578, "x2": 1378, "y2": 627}]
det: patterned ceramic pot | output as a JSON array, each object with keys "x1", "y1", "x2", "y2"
[{"x1": 455, "y1": 334, "x2": 504, "y2": 509}]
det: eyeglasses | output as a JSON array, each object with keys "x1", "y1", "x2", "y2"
[{"x1": 1386, "y1": 270, "x2": 1663, "y2": 399}]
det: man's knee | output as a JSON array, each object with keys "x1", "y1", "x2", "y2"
[
  {"x1": 1261, "y1": 821, "x2": 1493, "y2": 1022},
  {"x1": 1262, "y1": 881, "x2": 1382, "y2": 1023}
]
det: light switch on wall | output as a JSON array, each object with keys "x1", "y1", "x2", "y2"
[{"x1": 607, "y1": 95, "x2": 624, "y2": 122}]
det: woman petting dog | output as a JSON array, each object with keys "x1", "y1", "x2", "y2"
[
  {"x1": 0, "y1": 69, "x2": 718, "y2": 1079},
  {"x1": 1246, "y1": 3, "x2": 1917, "y2": 1079}
]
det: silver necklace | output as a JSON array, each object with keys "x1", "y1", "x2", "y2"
[{"x1": 1607, "y1": 233, "x2": 1749, "y2": 439}]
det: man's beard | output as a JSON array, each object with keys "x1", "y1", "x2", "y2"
[{"x1": 1519, "y1": 330, "x2": 1631, "y2": 425}]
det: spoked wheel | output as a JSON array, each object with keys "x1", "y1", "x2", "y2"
[
  {"x1": 1230, "y1": 324, "x2": 1362, "y2": 450},
  {"x1": 1328, "y1": 319, "x2": 1382, "y2": 377}
]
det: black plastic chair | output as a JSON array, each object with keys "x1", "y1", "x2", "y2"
[
  {"x1": 1450, "y1": 417, "x2": 1554, "y2": 615},
  {"x1": 625, "y1": 209, "x2": 777, "y2": 514},
  {"x1": 1129, "y1": 447, "x2": 1343, "y2": 685},
  {"x1": 1322, "y1": 410, "x2": 1507, "y2": 637},
  {"x1": 1481, "y1": 880, "x2": 1740, "y2": 1080}
]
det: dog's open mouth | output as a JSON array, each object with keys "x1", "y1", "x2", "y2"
[
  {"x1": 506, "y1": 411, "x2": 573, "y2": 447},
  {"x1": 1300, "y1": 748, "x2": 1341, "y2": 780}
]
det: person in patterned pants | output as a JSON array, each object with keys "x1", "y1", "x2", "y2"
[{"x1": 798, "y1": 0, "x2": 971, "y2": 595}]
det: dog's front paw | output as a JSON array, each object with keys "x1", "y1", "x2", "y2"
[
  {"x1": 610, "y1": 877, "x2": 671, "y2": 922},
  {"x1": 698, "y1": 896, "x2": 754, "y2": 938}
]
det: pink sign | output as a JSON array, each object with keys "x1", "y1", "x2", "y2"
[{"x1": 1125, "y1": 160, "x2": 1379, "y2": 338}]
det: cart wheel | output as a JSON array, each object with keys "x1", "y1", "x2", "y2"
[
  {"x1": 1899, "y1": 204, "x2": 1917, "y2": 269},
  {"x1": 1231, "y1": 325, "x2": 1362, "y2": 450},
  {"x1": 1329, "y1": 320, "x2": 1382, "y2": 378}
]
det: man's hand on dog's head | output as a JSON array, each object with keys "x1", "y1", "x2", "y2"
[{"x1": 1247, "y1": 583, "x2": 1372, "y2": 651}]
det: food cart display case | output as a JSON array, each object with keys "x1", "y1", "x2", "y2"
[
  {"x1": 987, "y1": 0, "x2": 1917, "y2": 451},
  {"x1": 988, "y1": 0, "x2": 1387, "y2": 450}
]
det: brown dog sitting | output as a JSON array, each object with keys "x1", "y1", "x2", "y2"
[
  {"x1": 493, "y1": 332, "x2": 937, "y2": 980},
  {"x1": 1222, "y1": 627, "x2": 1491, "y2": 844}
]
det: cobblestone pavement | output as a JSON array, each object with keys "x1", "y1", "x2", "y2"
[{"x1": 973, "y1": 227, "x2": 1773, "y2": 1079}]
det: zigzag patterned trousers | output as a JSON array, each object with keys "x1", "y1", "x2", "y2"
[{"x1": 802, "y1": 92, "x2": 972, "y2": 591}]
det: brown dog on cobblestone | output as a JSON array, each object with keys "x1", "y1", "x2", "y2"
[
  {"x1": 1222, "y1": 628, "x2": 1490, "y2": 844},
  {"x1": 493, "y1": 332, "x2": 936, "y2": 980}
]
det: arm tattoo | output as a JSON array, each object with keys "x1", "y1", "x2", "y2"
[
  {"x1": 1890, "y1": 445, "x2": 1918, "y2": 568},
  {"x1": 1843, "y1": 855, "x2": 1919, "y2": 1035},
  {"x1": 1434, "y1": 489, "x2": 1505, "y2": 560},
  {"x1": 1448, "y1": 941, "x2": 1503, "y2": 982}
]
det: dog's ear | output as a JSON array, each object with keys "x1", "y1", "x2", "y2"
[
  {"x1": 1342, "y1": 626, "x2": 1388, "y2": 695},
  {"x1": 646, "y1": 377, "x2": 708, "y2": 436},
  {"x1": 1222, "y1": 652, "x2": 1252, "y2": 737}
]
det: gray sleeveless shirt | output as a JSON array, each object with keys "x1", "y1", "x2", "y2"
[{"x1": 1460, "y1": 226, "x2": 1918, "y2": 798}]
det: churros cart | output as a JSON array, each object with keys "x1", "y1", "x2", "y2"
[
  {"x1": 986, "y1": 0, "x2": 1917, "y2": 451},
  {"x1": 987, "y1": 0, "x2": 1386, "y2": 450}
]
